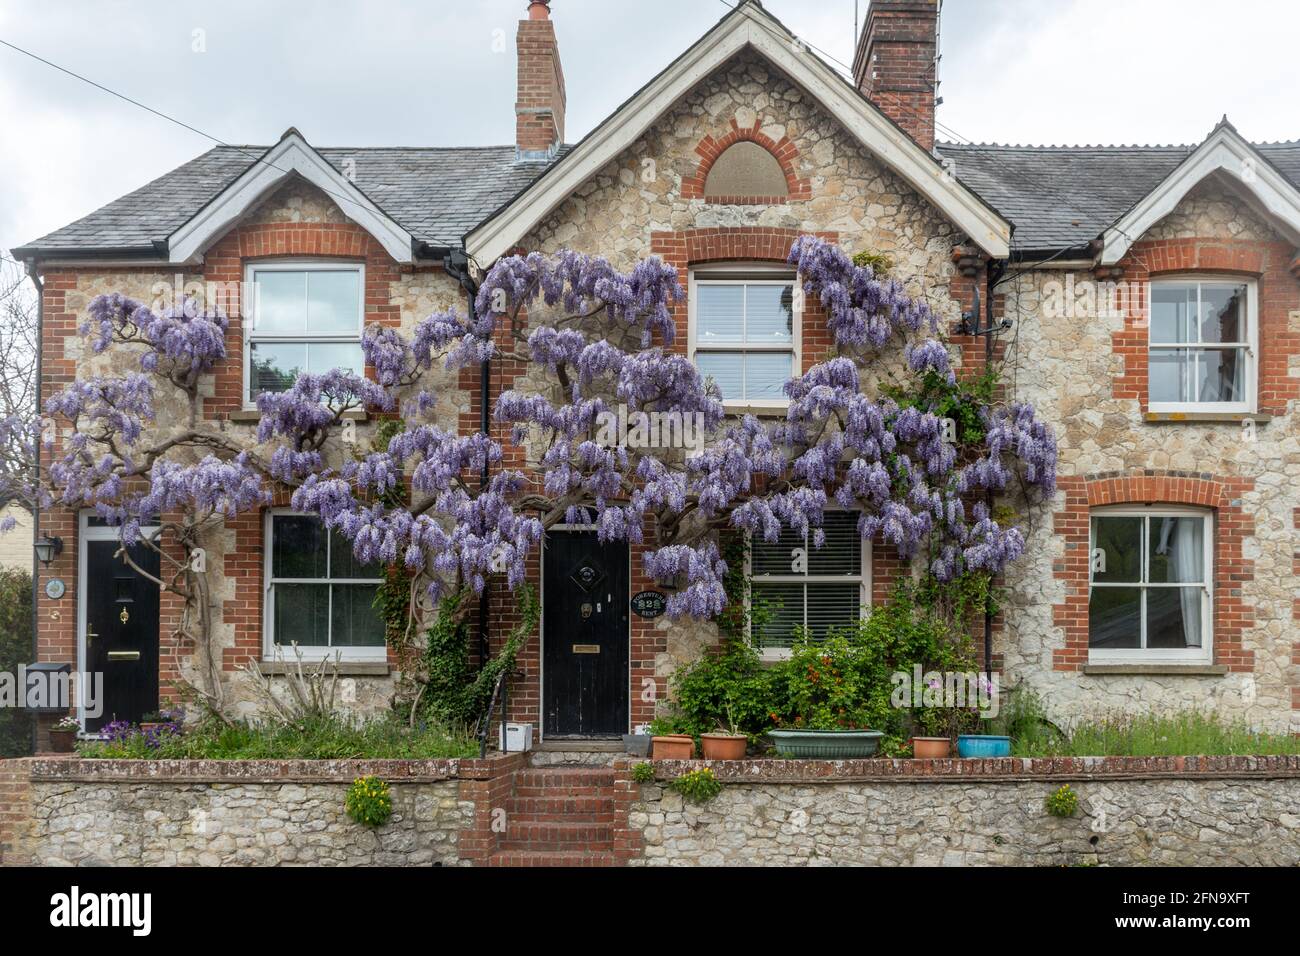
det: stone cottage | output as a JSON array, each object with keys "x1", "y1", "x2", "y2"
[{"x1": 12, "y1": 0, "x2": 1300, "y2": 744}]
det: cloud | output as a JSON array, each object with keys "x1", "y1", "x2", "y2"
[{"x1": 2, "y1": 0, "x2": 1295, "y2": 255}]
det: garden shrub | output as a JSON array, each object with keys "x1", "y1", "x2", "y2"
[
  {"x1": 0, "y1": 569, "x2": 33, "y2": 757},
  {"x1": 77, "y1": 713, "x2": 478, "y2": 760}
]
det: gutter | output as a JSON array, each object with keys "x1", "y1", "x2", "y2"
[{"x1": 8, "y1": 243, "x2": 168, "y2": 264}]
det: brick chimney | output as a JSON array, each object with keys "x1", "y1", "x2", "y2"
[
  {"x1": 515, "y1": 0, "x2": 566, "y2": 160},
  {"x1": 852, "y1": 0, "x2": 940, "y2": 151}
]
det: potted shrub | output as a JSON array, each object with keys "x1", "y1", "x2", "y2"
[
  {"x1": 766, "y1": 637, "x2": 884, "y2": 758},
  {"x1": 956, "y1": 675, "x2": 1011, "y2": 756},
  {"x1": 648, "y1": 717, "x2": 695, "y2": 760},
  {"x1": 700, "y1": 703, "x2": 747, "y2": 760},
  {"x1": 49, "y1": 716, "x2": 79, "y2": 753}
]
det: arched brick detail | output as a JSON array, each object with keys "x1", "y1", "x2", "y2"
[
  {"x1": 1051, "y1": 471, "x2": 1255, "y2": 672},
  {"x1": 681, "y1": 121, "x2": 811, "y2": 204},
  {"x1": 203, "y1": 222, "x2": 405, "y2": 417},
  {"x1": 1108, "y1": 237, "x2": 1300, "y2": 415}
]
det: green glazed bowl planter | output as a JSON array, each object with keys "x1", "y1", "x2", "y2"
[{"x1": 768, "y1": 729, "x2": 884, "y2": 758}]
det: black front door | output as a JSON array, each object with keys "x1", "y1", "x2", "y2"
[
  {"x1": 85, "y1": 540, "x2": 160, "y2": 732},
  {"x1": 543, "y1": 531, "x2": 629, "y2": 737}
]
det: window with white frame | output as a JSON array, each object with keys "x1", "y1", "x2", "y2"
[
  {"x1": 1148, "y1": 278, "x2": 1256, "y2": 412},
  {"x1": 749, "y1": 512, "x2": 867, "y2": 654},
  {"x1": 1088, "y1": 506, "x2": 1213, "y2": 661},
  {"x1": 689, "y1": 269, "x2": 799, "y2": 407},
  {"x1": 263, "y1": 512, "x2": 386, "y2": 660},
  {"x1": 244, "y1": 262, "x2": 365, "y2": 405}
]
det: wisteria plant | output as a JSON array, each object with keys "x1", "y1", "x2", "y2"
[{"x1": 4, "y1": 236, "x2": 1056, "y2": 716}]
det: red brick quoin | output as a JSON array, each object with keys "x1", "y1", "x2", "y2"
[
  {"x1": 1051, "y1": 472, "x2": 1255, "y2": 673},
  {"x1": 681, "y1": 122, "x2": 811, "y2": 204},
  {"x1": 1109, "y1": 237, "x2": 1300, "y2": 415}
]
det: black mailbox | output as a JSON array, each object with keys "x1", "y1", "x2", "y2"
[{"x1": 21, "y1": 662, "x2": 74, "y2": 713}]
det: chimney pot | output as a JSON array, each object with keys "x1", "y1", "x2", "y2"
[{"x1": 527, "y1": 1, "x2": 550, "y2": 19}]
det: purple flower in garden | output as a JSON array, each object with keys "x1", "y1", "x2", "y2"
[{"x1": 101, "y1": 720, "x2": 135, "y2": 744}]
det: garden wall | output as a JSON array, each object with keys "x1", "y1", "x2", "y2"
[
  {"x1": 4, "y1": 754, "x2": 1300, "y2": 866},
  {"x1": 0, "y1": 754, "x2": 526, "y2": 866},
  {"x1": 626, "y1": 756, "x2": 1300, "y2": 866}
]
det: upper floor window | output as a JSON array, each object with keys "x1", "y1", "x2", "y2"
[
  {"x1": 244, "y1": 261, "x2": 364, "y2": 405},
  {"x1": 263, "y1": 511, "x2": 386, "y2": 661},
  {"x1": 749, "y1": 511, "x2": 867, "y2": 658},
  {"x1": 1148, "y1": 278, "x2": 1256, "y2": 412},
  {"x1": 1088, "y1": 506, "x2": 1212, "y2": 662},
  {"x1": 688, "y1": 268, "x2": 799, "y2": 409}
]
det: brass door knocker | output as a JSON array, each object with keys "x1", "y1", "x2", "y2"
[{"x1": 119, "y1": 607, "x2": 130, "y2": 624}]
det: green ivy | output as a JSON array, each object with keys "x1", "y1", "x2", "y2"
[{"x1": 416, "y1": 584, "x2": 539, "y2": 729}]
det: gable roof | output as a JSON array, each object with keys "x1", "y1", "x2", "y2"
[
  {"x1": 465, "y1": 0, "x2": 1012, "y2": 263},
  {"x1": 168, "y1": 130, "x2": 415, "y2": 264},
  {"x1": 13, "y1": 141, "x2": 563, "y2": 262},
  {"x1": 936, "y1": 136, "x2": 1300, "y2": 257}
]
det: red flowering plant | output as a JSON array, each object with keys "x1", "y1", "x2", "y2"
[{"x1": 769, "y1": 634, "x2": 888, "y2": 731}]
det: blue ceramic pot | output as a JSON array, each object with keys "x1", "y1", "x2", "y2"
[{"x1": 957, "y1": 734, "x2": 1011, "y2": 758}]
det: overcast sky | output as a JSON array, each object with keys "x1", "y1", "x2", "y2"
[{"x1": 2, "y1": 0, "x2": 1297, "y2": 257}]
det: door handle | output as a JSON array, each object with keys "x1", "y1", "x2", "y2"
[{"x1": 85, "y1": 625, "x2": 98, "y2": 645}]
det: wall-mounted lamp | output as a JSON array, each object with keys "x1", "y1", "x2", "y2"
[{"x1": 34, "y1": 535, "x2": 63, "y2": 567}]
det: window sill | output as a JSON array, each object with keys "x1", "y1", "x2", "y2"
[
  {"x1": 256, "y1": 660, "x2": 391, "y2": 676},
  {"x1": 228, "y1": 409, "x2": 369, "y2": 424},
  {"x1": 1143, "y1": 411, "x2": 1270, "y2": 425},
  {"x1": 723, "y1": 403, "x2": 788, "y2": 419},
  {"x1": 1082, "y1": 663, "x2": 1227, "y2": 676}
]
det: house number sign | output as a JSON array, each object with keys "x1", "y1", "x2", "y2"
[
  {"x1": 630, "y1": 590, "x2": 667, "y2": 619},
  {"x1": 45, "y1": 578, "x2": 66, "y2": 600}
]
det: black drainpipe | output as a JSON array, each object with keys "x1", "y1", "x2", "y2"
[
  {"x1": 441, "y1": 250, "x2": 499, "y2": 744},
  {"x1": 983, "y1": 259, "x2": 1007, "y2": 679},
  {"x1": 26, "y1": 260, "x2": 43, "y2": 752}
]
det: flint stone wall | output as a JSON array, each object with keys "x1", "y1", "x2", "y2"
[
  {"x1": 627, "y1": 756, "x2": 1300, "y2": 866},
  {"x1": 20, "y1": 758, "x2": 474, "y2": 867}
]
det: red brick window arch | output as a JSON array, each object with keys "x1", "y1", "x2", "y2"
[
  {"x1": 682, "y1": 124, "x2": 810, "y2": 204},
  {"x1": 1051, "y1": 472, "x2": 1254, "y2": 673}
]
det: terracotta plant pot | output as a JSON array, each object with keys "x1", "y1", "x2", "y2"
[
  {"x1": 651, "y1": 734, "x2": 695, "y2": 759},
  {"x1": 140, "y1": 722, "x2": 167, "y2": 734},
  {"x1": 700, "y1": 733, "x2": 747, "y2": 760},
  {"x1": 910, "y1": 736, "x2": 951, "y2": 758},
  {"x1": 48, "y1": 729, "x2": 77, "y2": 754}
]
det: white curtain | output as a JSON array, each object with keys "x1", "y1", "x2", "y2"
[{"x1": 1158, "y1": 517, "x2": 1203, "y2": 648}]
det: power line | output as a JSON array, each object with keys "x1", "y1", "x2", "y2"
[
  {"x1": 718, "y1": 0, "x2": 1144, "y2": 262},
  {"x1": 0, "y1": 36, "x2": 400, "y2": 226}
]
